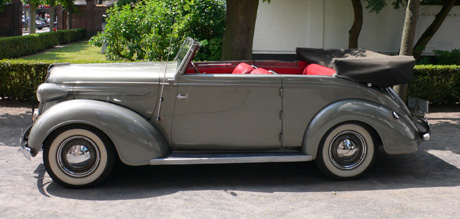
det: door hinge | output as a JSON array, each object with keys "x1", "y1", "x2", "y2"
[
  {"x1": 279, "y1": 111, "x2": 283, "y2": 119},
  {"x1": 279, "y1": 133, "x2": 283, "y2": 142},
  {"x1": 279, "y1": 88, "x2": 283, "y2": 97}
]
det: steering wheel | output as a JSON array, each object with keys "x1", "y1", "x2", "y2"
[{"x1": 191, "y1": 62, "x2": 200, "y2": 74}]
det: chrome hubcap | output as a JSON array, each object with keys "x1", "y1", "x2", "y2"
[
  {"x1": 57, "y1": 136, "x2": 100, "y2": 177},
  {"x1": 329, "y1": 130, "x2": 367, "y2": 170}
]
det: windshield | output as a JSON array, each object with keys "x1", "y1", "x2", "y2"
[
  {"x1": 175, "y1": 37, "x2": 194, "y2": 65},
  {"x1": 174, "y1": 37, "x2": 199, "y2": 74}
]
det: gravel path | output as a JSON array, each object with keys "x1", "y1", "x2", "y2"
[{"x1": 1, "y1": 103, "x2": 459, "y2": 218}]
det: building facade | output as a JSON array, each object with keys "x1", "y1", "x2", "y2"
[{"x1": 253, "y1": 0, "x2": 460, "y2": 58}]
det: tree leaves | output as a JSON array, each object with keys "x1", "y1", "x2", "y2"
[{"x1": 89, "y1": 0, "x2": 225, "y2": 61}]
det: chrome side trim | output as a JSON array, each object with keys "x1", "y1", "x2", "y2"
[
  {"x1": 150, "y1": 152, "x2": 312, "y2": 165},
  {"x1": 63, "y1": 81, "x2": 159, "y2": 85}
]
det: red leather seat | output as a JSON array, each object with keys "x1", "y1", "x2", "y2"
[
  {"x1": 251, "y1": 68, "x2": 273, "y2": 74},
  {"x1": 303, "y1": 64, "x2": 336, "y2": 76},
  {"x1": 232, "y1": 63, "x2": 254, "y2": 74}
]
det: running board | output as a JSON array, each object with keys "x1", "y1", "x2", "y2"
[{"x1": 149, "y1": 152, "x2": 312, "y2": 165}]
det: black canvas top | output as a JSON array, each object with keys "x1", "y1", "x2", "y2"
[{"x1": 296, "y1": 47, "x2": 416, "y2": 88}]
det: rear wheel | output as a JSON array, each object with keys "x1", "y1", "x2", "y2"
[
  {"x1": 316, "y1": 123, "x2": 376, "y2": 179},
  {"x1": 43, "y1": 126, "x2": 115, "y2": 188}
]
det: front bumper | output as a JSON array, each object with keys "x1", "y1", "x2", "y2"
[{"x1": 20, "y1": 125, "x2": 33, "y2": 160}]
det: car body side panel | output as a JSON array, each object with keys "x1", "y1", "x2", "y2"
[
  {"x1": 282, "y1": 75, "x2": 389, "y2": 147},
  {"x1": 171, "y1": 74, "x2": 282, "y2": 149},
  {"x1": 303, "y1": 99, "x2": 419, "y2": 159},
  {"x1": 282, "y1": 75, "x2": 420, "y2": 157},
  {"x1": 27, "y1": 99, "x2": 170, "y2": 166}
]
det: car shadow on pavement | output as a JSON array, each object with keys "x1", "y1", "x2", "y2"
[
  {"x1": 0, "y1": 109, "x2": 33, "y2": 147},
  {"x1": 41, "y1": 147, "x2": 460, "y2": 201}
]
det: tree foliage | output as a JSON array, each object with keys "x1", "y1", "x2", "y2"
[
  {"x1": 89, "y1": 0, "x2": 225, "y2": 61},
  {"x1": 0, "y1": 0, "x2": 11, "y2": 12},
  {"x1": 364, "y1": 0, "x2": 404, "y2": 13}
]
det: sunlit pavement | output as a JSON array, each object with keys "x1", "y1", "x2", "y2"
[{"x1": 1, "y1": 103, "x2": 459, "y2": 218}]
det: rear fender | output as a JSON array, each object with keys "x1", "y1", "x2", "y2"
[
  {"x1": 303, "y1": 99, "x2": 419, "y2": 159},
  {"x1": 28, "y1": 99, "x2": 170, "y2": 166}
]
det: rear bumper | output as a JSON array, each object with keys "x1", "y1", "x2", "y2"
[
  {"x1": 408, "y1": 97, "x2": 431, "y2": 143},
  {"x1": 414, "y1": 116, "x2": 431, "y2": 142},
  {"x1": 20, "y1": 125, "x2": 33, "y2": 160}
]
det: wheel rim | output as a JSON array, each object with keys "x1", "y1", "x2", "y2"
[
  {"x1": 56, "y1": 136, "x2": 100, "y2": 178},
  {"x1": 328, "y1": 130, "x2": 367, "y2": 170}
]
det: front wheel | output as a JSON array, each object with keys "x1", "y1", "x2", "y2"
[
  {"x1": 316, "y1": 123, "x2": 376, "y2": 179},
  {"x1": 43, "y1": 126, "x2": 115, "y2": 188}
]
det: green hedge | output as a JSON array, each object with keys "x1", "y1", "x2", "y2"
[
  {"x1": 0, "y1": 60, "x2": 459, "y2": 105},
  {"x1": 409, "y1": 65, "x2": 460, "y2": 105},
  {"x1": 0, "y1": 29, "x2": 86, "y2": 59},
  {"x1": 0, "y1": 59, "x2": 109, "y2": 101},
  {"x1": 0, "y1": 60, "x2": 53, "y2": 100}
]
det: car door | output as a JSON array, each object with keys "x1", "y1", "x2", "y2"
[{"x1": 171, "y1": 74, "x2": 282, "y2": 150}]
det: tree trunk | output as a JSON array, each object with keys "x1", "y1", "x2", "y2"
[
  {"x1": 348, "y1": 0, "x2": 363, "y2": 48},
  {"x1": 29, "y1": 3, "x2": 37, "y2": 34},
  {"x1": 67, "y1": 11, "x2": 72, "y2": 30},
  {"x1": 221, "y1": 0, "x2": 259, "y2": 60},
  {"x1": 49, "y1": 5, "x2": 55, "y2": 31},
  {"x1": 394, "y1": 0, "x2": 420, "y2": 102},
  {"x1": 413, "y1": 0, "x2": 456, "y2": 60}
]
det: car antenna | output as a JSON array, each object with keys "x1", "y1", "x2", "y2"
[{"x1": 156, "y1": 36, "x2": 174, "y2": 122}]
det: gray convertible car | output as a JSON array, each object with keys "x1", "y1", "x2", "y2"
[{"x1": 21, "y1": 38, "x2": 430, "y2": 188}]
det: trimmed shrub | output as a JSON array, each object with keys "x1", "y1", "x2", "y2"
[
  {"x1": 0, "y1": 29, "x2": 86, "y2": 59},
  {"x1": 0, "y1": 58, "x2": 109, "y2": 101},
  {"x1": 0, "y1": 60, "x2": 52, "y2": 100},
  {"x1": 433, "y1": 49, "x2": 460, "y2": 65},
  {"x1": 409, "y1": 65, "x2": 460, "y2": 105},
  {"x1": 57, "y1": 29, "x2": 87, "y2": 44}
]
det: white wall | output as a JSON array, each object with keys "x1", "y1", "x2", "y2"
[
  {"x1": 253, "y1": 0, "x2": 311, "y2": 54},
  {"x1": 417, "y1": 5, "x2": 460, "y2": 54},
  {"x1": 253, "y1": 0, "x2": 460, "y2": 55}
]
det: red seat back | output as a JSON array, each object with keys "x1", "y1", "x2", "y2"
[
  {"x1": 303, "y1": 64, "x2": 336, "y2": 76},
  {"x1": 251, "y1": 68, "x2": 273, "y2": 75},
  {"x1": 232, "y1": 63, "x2": 254, "y2": 74}
]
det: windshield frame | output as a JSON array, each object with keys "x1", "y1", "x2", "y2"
[{"x1": 174, "y1": 37, "x2": 200, "y2": 75}]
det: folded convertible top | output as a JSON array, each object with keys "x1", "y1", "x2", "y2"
[{"x1": 296, "y1": 47, "x2": 416, "y2": 88}]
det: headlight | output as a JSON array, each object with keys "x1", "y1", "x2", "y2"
[{"x1": 36, "y1": 83, "x2": 69, "y2": 103}]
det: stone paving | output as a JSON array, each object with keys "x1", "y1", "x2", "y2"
[{"x1": 1, "y1": 102, "x2": 459, "y2": 218}]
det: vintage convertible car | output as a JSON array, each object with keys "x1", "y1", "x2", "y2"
[{"x1": 21, "y1": 37, "x2": 430, "y2": 188}]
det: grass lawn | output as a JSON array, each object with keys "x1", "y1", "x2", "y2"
[{"x1": 20, "y1": 41, "x2": 108, "y2": 63}]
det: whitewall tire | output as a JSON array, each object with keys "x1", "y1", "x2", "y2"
[
  {"x1": 316, "y1": 123, "x2": 376, "y2": 179},
  {"x1": 43, "y1": 126, "x2": 115, "y2": 188}
]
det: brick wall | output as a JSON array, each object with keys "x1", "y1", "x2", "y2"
[
  {"x1": 0, "y1": 0, "x2": 22, "y2": 37},
  {"x1": 56, "y1": 0, "x2": 111, "y2": 38}
]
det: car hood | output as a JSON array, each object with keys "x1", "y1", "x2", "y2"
[{"x1": 47, "y1": 62, "x2": 178, "y2": 84}]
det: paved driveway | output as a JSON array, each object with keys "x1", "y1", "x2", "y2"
[{"x1": 1, "y1": 103, "x2": 459, "y2": 218}]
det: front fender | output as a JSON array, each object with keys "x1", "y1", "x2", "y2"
[
  {"x1": 303, "y1": 99, "x2": 419, "y2": 159},
  {"x1": 28, "y1": 99, "x2": 170, "y2": 165}
]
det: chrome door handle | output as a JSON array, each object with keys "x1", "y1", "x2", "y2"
[{"x1": 177, "y1": 94, "x2": 188, "y2": 99}]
